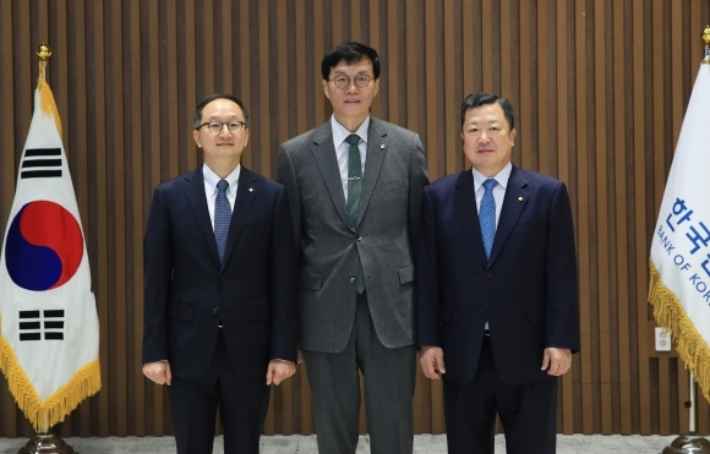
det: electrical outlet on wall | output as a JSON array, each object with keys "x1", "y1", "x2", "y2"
[{"x1": 655, "y1": 327, "x2": 672, "y2": 352}]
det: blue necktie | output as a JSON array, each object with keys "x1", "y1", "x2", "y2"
[
  {"x1": 345, "y1": 134, "x2": 366, "y2": 293},
  {"x1": 479, "y1": 179, "x2": 498, "y2": 260},
  {"x1": 215, "y1": 179, "x2": 231, "y2": 264}
]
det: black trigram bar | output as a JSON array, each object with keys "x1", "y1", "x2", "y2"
[
  {"x1": 25, "y1": 148, "x2": 61, "y2": 157},
  {"x1": 20, "y1": 333, "x2": 41, "y2": 341},
  {"x1": 21, "y1": 170, "x2": 62, "y2": 179},
  {"x1": 22, "y1": 159, "x2": 62, "y2": 168},
  {"x1": 44, "y1": 332, "x2": 64, "y2": 340},
  {"x1": 19, "y1": 322, "x2": 41, "y2": 330},
  {"x1": 19, "y1": 311, "x2": 40, "y2": 319},
  {"x1": 44, "y1": 310, "x2": 64, "y2": 318},
  {"x1": 44, "y1": 321, "x2": 64, "y2": 329}
]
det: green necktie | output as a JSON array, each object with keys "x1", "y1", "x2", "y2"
[{"x1": 345, "y1": 134, "x2": 366, "y2": 293}]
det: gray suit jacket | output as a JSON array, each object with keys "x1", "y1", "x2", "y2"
[{"x1": 277, "y1": 117, "x2": 429, "y2": 353}]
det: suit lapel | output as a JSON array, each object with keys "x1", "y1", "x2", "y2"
[
  {"x1": 311, "y1": 123, "x2": 352, "y2": 229},
  {"x1": 488, "y1": 166, "x2": 529, "y2": 266},
  {"x1": 183, "y1": 167, "x2": 221, "y2": 266},
  {"x1": 453, "y1": 171, "x2": 488, "y2": 268},
  {"x1": 221, "y1": 167, "x2": 259, "y2": 269},
  {"x1": 356, "y1": 118, "x2": 387, "y2": 227}
]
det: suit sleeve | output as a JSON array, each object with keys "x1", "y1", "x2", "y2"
[
  {"x1": 408, "y1": 134, "x2": 429, "y2": 250},
  {"x1": 276, "y1": 146, "x2": 302, "y2": 256},
  {"x1": 142, "y1": 186, "x2": 174, "y2": 364},
  {"x1": 544, "y1": 182, "x2": 580, "y2": 352},
  {"x1": 269, "y1": 186, "x2": 299, "y2": 362},
  {"x1": 416, "y1": 186, "x2": 441, "y2": 347}
]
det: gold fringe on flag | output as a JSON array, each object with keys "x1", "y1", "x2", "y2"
[
  {"x1": 649, "y1": 260, "x2": 710, "y2": 402},
  {"x1": 36, "y1": 73, "x2": 62, "y2": 139},
  {"x1": 0, "y1": 315, "x2": 101, "y2": 432}
]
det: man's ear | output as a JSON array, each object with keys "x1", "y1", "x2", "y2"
[
  {"x1": 322, "y1": 79, "x2": 331, "y2": 100},
  {"x1": 193, "y1": 129, "x2": 202, "y2": 148}
]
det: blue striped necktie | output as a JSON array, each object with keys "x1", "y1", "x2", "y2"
[
  {"x1": 214, "y1": 179, "x2": 231, "y2": 264},
  {"x1": 479, "y1": 179, "x2": 498, "y2": 260}
]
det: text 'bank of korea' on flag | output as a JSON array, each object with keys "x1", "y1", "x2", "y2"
[
  {"x1": 0, "y1": 72, "x2": 100, "y2": 431},
  {"x1": 650, "y1": 62, "x2": 710, "y2": 401}
]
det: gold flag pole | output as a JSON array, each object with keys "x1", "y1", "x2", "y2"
[
  {"x1": 659, "y1": 26, "x2": 710, "y2": 454},
  {"x1": 14, "y1": 43, "x2": 76, "y2": 454}
]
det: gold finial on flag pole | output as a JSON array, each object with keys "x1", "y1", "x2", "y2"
[
  {"x1": 36, "y1": 43, "x2": 51, "y2": 80},
  {"x1": 703, "y1": 26, "x2": 710, "y2": 64}
]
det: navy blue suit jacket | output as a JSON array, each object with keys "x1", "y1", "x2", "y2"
[
  {"x1": 416, "y1": 166, "x2": 579, "y2": 385},
  {"x1": 142, "y1": 166, "x2": 298, "y2": 380}
]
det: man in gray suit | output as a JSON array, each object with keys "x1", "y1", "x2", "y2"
[{"x1": 277, "y1": 42, "x2": 429, "y2": 454}]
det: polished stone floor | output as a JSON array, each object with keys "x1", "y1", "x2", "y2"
[{"x1": 0, "y1": 433, "x2": 687, "y2": 453}]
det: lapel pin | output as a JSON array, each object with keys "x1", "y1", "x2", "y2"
[
  {"x1": 249, "y1": 187, "x2": 254, "y2": 192},
  {"x1": 518, "y1": 196, "x2": 523, "y2": 201},
  {"x1": 380, "y1": 144, "x2": 385, "y2": 149}
]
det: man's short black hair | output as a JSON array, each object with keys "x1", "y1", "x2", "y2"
[
  {"x1": 321, "y1": 42, "x2": 381, "y2": 80},
  {"x1": 460, "y1": 92, "x2": 515, "y2": 130},
  {"x1": 193, "y1": 94, "x2": 250, "y2": 129}
]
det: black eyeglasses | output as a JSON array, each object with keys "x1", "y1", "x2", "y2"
[
  {"x1": 328, "y1": 75, "x2": 374, "y2": 89},
  {"x1": 197, "y1": 120, "x2": 247, "y2": 133}
]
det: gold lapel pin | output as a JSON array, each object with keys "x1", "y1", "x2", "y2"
[
  {"x1": 249, "y1": 187, "x2": 254, "y2": 192},
  {"x1": 518, "y1": 196, "x2": 523, "y2": 201},
  {"x1": 380, "y1": 144, "x2": 385, "y2": 149}
]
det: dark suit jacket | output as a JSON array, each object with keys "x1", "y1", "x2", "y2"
[
  {"x1": 416, "y1": 166, "x2": 580, "y2": 385},
  {"x1": 142, "y1": 166, "x2": 298, "y2": 381}
]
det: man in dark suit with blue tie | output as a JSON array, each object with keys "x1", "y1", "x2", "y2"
[
  {"x1": 417, "y1": 92, "x2": 580, "y2": 454},
  {"x1": 141, "y1": 94, "x2": 298, "y2": 454}
]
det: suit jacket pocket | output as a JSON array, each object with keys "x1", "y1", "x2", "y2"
[
  {"x1": 300, "y1": 272, "x2": 323, "y2": 291},
  {"x1": 247, "y1": 301, "x2": 271, "y2": 320},
  {"x1": 168, "y1": 304, "x2": 195, "y2": 321},
  {"x1": 398, "y1": 265, "x2": 415, "y2": 285},
  {"x1": 376, "y1": 179, "x2": 404, "y2": 193}
]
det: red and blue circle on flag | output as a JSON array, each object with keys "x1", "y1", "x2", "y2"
[{"x1": 5, "y1": 200, "x2": 84, "y2": 291}]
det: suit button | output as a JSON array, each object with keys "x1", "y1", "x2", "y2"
[
  {"x1": 220, "y1": 275, "x2": 226, "y2": 282},
  {"x1": 479, "y1": 308, "x2": 487, "y2": 315},
  {"x1": 213, "y1": 307, "x2": 219, "y2": 314},
  {"x1": 350, "y1": 277, "x2": 356, "y2": 284},
  {"x1": 356, "y1": 235, "x2": 362, "y2": 241},
  {"x1": 486, "y1": 272, "x2": 493, "y2": 278}
]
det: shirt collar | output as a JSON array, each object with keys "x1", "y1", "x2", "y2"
[
  {"x1": 471, "y1": 162, "x2": 512, "y2": 192},
  {"x1": 203, "y1": 163, "x2": 241, "y2": 195},
  {"x1": 331, "y1": 115, "x2": 371, "y2": 148}
]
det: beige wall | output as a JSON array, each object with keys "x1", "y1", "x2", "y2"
[{"x1": 0, "y1": 0, "x2": 707, "y2": 437}]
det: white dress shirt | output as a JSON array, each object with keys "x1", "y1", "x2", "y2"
[
  {"x1": 331, "y1": 115, "x2": 370, "y2": 202},
  {"x1": 472, "y1": 162, "x2": 512, "y2": 331},
  {"x1": 471, "y1": 162, "x2": 512, "y2": 227},
  {"x1": 203, "y1": 163, "x2": 240, "y2": 229}
]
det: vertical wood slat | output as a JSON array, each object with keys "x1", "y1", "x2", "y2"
[
  {"x1": 128, "y1": 0, "x2": 146, "y2": 437},
  {"x1": 1, "y1": 0, "x2": 709, "y2": 438},
  {"x1": 0, "y1": 0, "x2": 17, "y2": 438}
]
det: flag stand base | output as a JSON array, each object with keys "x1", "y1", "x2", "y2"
[
  {"x1": 16, "y1": 433, "x2": 74, "y2": 454},
  {"x1": 662, "y1": 435, "x2": 710, "y2": 453}
]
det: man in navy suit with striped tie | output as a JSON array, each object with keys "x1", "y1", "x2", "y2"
[
  {"x1": 141, "y1": 94, "x2": 298, "y2": 454},
  {"x1": 417, "y1": 92, "x2": 580, "y2": 454}
]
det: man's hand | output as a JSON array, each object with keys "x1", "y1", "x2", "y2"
[
  {"x1": 419, "y1": 346, "x2": 446, "y2": 380},
  {"x1": 266, "y1": 360, "x2": 297, "y2": 385},
  {"x1": 143, "y1": 361, "x2": 172, "y2": 385},
  {"x1": 541, "y1": 347, "x2": 572, "y2": 376}
]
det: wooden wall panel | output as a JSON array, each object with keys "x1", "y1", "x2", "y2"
[{"x1": 0, "y1": 0, "x2": 708, "y2": 437}]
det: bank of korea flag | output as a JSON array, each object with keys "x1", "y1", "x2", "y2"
[
  {"x1": 650, "y1": 62, "x2": 710, "y2": 401},
  {"x1": 0, "y1": 74, "x2": 101, "y2": 431}
]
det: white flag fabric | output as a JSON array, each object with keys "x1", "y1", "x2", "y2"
[
  {"x1": 0, "y1": 74, "x2": 100, "y2": 431},
  {"x1": 650, "y1": 63, "x2": 710, "y2": 400}
]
